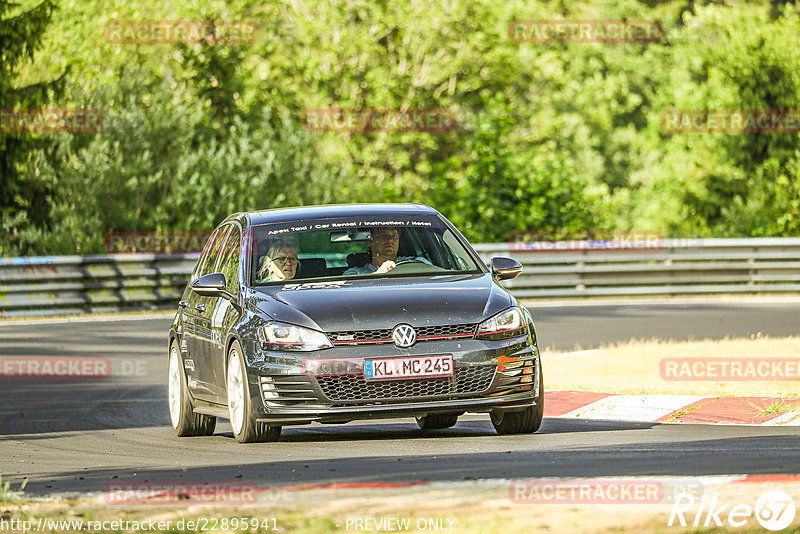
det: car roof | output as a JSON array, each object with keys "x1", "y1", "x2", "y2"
[{"x1": 242, "y1": 203, "x2": 440, "y2": 226}]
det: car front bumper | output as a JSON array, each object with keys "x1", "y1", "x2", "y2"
[
  {"x1": 253, "y1": 390, "x2": 539, "y2": 424},
  {"x1": 244, "y1": 336, "x2": 540, "y2": 426}
]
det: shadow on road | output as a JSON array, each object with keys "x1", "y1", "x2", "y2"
[
  {"x1": 0, "y1": 382, "x2": 168, "y2": 437},
  {"x1": 15, "y1": 431, "x2": 800, "y2": 495}
]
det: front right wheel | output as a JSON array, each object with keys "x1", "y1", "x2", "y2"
[
  {"x1": 226, "y1": 341, "x2": 281, "y2": 443},
  {"x1": 168, "y1": 340, "x2": 216, "y2": 437},
  {"x1": 416, "y1": 413, "x2": 459, "y2": 430},
  {"x1": 490, "y1": 363, "x2": 544, "y2": 435}
]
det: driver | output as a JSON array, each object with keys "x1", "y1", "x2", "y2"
[{"x1": 344, "y1": 226, "x2": 431, "y2": 275}]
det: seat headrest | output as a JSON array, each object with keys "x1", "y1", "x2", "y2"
[{"x1": 346, "y1": 252, "x2": 370, "y2": 268}]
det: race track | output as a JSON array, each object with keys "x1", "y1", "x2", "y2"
[{"x1": 1, "y1": 299, "x2": 798, "y2": 495}]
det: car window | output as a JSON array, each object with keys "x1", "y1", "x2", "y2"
[
  {"x1": 251, "y1": 215, "x2": 483, "y2": 285},
  {"x1": 442, "y1": 228, "x2": 474, "y2": 270},
  {"x1": 218, "y1": 228, "x2": 241, "y2": 293},
  {"x1": 199, "y1": 225, "x2": 231, "y2": 277},
  {"x1": 191, "y1": 228, "x2": 219, "y2": 281}
]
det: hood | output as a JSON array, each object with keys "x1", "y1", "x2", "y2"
[{"x1": 249, "y1": 273, "x2": 512, "y2": 332}]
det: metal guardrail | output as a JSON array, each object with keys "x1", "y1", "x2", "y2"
[
  {"x1": 0, "y1": 254, "x2": 199, "y2": 318},
  {"x1": 1, "y1": 238, "x2": 799, "y2": 317},
  {"x1": 474, "y1": 238, "x2": 800, "y2": 298}
]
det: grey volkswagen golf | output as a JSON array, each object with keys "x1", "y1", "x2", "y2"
[{"x1": 168, "y1": 203, "x2": 543, "y2": 442}]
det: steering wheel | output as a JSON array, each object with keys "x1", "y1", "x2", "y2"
[
  {"x1": 393, "y1": 258, "x2": 424, "y2": 266},
  {"x1": 388, "y1": 258, "x2": 446, "y2": 274}
]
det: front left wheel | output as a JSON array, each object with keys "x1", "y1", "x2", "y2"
[
  {"x1": 226, "y1": 341, "x2": 281, "y2": 443},
  {"x1": 491, "y1": 363, "x2": 544, "y2": 435},
  {"x1": 168, "y1": 340, "x2": 216, "y2": 437}
]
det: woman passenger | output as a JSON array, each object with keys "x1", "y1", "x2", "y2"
[{"x1": 258, "y1": 240, "x2": 299, "y2": 282}]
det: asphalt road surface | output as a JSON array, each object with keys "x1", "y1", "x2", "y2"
[{"x1": 1, "y1": 299, "x2": 798, "y2": 495}]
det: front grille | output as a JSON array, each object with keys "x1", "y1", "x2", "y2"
[
  {"x1": 317, "y1": 364, "x2": 496, "y2": 404},
  {"x1": 417, "y1": 324, "x2": 476, "y2": 340},
  {"x1": 329, "y1": 323, "x2": 476, "y2": 345},
  {"x1": 330, "y1": 329, "x2": 392, "y2": 344}
]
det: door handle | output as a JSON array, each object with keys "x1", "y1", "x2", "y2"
[
  {"x1": 179, "y1": 300, "x2": 189, "y2": 308},
  {"x1": 195, "y1": 304, "x2": 206, "y2": 313}
]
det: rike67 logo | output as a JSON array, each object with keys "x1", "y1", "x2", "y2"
[{"x1": 669, "y1": 490, "x2": 796, "y2": 531}]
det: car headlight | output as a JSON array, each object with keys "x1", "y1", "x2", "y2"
[
  {"x1": 259, "y1": 322, "x2": 332, "y2": 351},
  {"x1": 476, "y1": 307, "x2": 528, "y2": 340}
]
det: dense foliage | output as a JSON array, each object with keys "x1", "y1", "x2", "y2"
[
  {"x1": 1, "y1": 0, "x2": 799, "y2": 255},
  {"x1": 0, "y1": 0, "x2": 64, "y2": 254}
]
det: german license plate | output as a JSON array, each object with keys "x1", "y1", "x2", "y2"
[{"x1": 364, "y1": 355, "x2": 453, "y2": 380}]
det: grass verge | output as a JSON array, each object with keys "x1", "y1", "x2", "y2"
[
  {"x1": 542, "y1": 335, "x2": 800, "y2": 397},
  {"x1": 2, "y1": 479, "x2": 799, "y2": 534}
]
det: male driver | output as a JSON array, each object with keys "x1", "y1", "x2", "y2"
[{"x1": 344, "y1": 227, "x2": 431, "y2": 275}]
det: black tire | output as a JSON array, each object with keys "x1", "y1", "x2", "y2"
[
  {"x1": 226, "y1": 341, "x2": 281, "y2": 443},
  {"x1": 168, "y1": 340, "x2": 216, "y2": 437},
  {"x1": 491, "y1": 363, "x2": 544, "y2": 435},
  {"x1": 416, "y1": 414, "x2": 459, "y2": 430}
]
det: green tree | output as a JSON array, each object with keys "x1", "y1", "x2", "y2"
[
  {"x1": 10, "y1": 65, "x2": 348, "y2": 256},
  {"x1": 654, "y1": 4, "x2": 800, "y2": 235},
  {"x1": 433, "y1": 95, "x2": 609, "y2": 242},
  {"x1": 0, "y1": 0, "x2": 65, "y2": 254}
]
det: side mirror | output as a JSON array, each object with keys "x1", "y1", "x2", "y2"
[
  {"x1": 191, "y1": 273, "x2": 228, "y2": 297},
  {"x1": 490, "y1": 257, "x2": 523, "y2": 280}
]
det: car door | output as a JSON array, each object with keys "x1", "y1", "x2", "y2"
[
  {"x1": 180, "y1": 227, "x2": 219, "y2": 391},
  {"x1": 199, "y1": 225, "x2": 242, "y2": 404},
  {"x1": 186, "y1": 225, "x2": 231, "y2": 403}
]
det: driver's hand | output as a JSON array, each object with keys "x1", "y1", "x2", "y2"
[{"x1": 376, "y1": 260, "x2": 396, "y2": 273}]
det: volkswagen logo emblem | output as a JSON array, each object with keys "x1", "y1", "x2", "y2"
[{"x1": 392, "y1": 324, "x2": 416, "y2": 348}]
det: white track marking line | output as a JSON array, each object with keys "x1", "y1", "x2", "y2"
[
  {"x1": 763, "y1": 411, "x2": 800, "y2": 426},
  {"x1": 560, "y1": 394, "x2": 707, "y2": 422}
]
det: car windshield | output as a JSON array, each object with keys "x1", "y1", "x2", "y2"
[{"x1": 249, "y1": 214, "x2": 483, "y2": 285}]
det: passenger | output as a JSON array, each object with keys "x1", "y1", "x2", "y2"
[
  {"x1": 344, "y1": 227, "x2": 431, "y2": 275},
  {"x1": 258, "y1": 240, "x2": 299, "y2": 282}
]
